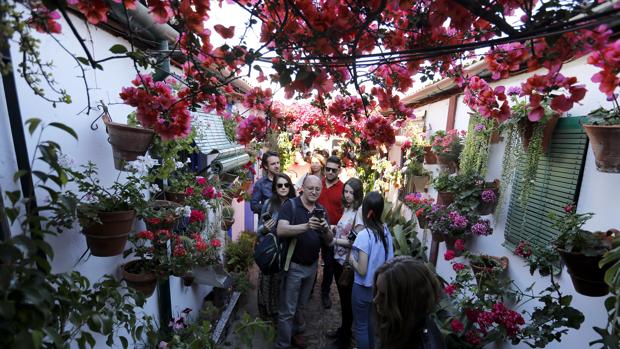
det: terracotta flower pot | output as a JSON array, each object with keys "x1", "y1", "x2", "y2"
[
  {"x1": 83, "y1": 210, "x2": 135, "y2": 257},
  {"x1": 557, "y1": 248, "x2": 609, "y2": 297},
  {"x1": 476, "y1": 201, "x2": 498, "y2": 215},
  {"x1": 520, "y1": 115, "x2": 559, "y2": 152},
  {"x1": 436, "y1": 191, "x2": 455, "y2": 206},
  {"x1": 490, "y1": 130, "x2": 502, "y2": 144},
  {"x1": 103, "y1": 114, "x2": 154, "y2": 171},
  {"x1": 412, "y1": 175, "x2": 430, "y2": 192},
  {"x1": 417, "y1": 215, "x2": 429, "y2": 230},
  {"x1": 471, "y1": 256, "x2": 509, "y2": 286},
  {"x1": 121, "y1": 260, "x2": 157, "y2": 297},
  {"x1": 163, "y1": 191, "x2": 188, "y2": 204},
  {"x1": 583, "y1": 124, "x2": 620, "y2": 173},
  {"x1": 423, "y1": 146, "x2": 437, "y2": 164},
  {"x1": 182, "y1": 274, "x2": 195, "y2": 287},
  {"x1": 437, "y1": 154, "x2": 458, "y2": 173},
  {"x1": 144, "y1": 200, "x2": 181, "y2": 231}
]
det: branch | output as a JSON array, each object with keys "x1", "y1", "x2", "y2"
[
  {"x1": 57, "y1": 5, "x2": 97, "y2": 69},
  {"x1": 452, "y1": 0, "x2": 518, "y2": 36}
]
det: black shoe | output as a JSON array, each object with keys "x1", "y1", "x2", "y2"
[{"x1": 321, "y1": 293, "x2": 332, "y2": 309}]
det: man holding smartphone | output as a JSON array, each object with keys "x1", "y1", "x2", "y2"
[
  {"x1": 317, "y1": 156, "x2": 344, "y2": 309},
  {"x1": 275, "y1": 175, "x2": 333, "y2": 349}
]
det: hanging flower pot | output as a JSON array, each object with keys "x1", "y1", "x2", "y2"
[
  {"x1": 436, "y1": 191, "x2": 455, "y2": 206},
  {"x1": 121, "y1": 260, "x2": 158, "y2": 297},
  {"x1": 103, "y1": 114, "x2": 154, "y2": 171},
  {"x1": 582, "y1": 124, "x2": 620, "y2": 173},
  {"x1": 470, "y1": 255, "x2": 509, "y2": 286},
  {"x1": 423, "y1": 146, "x2": 437, "y2": 164},
  {"x1": 182, "y1": 274, "x2": 195, "y2": 287},
  {"x1": 412, "y1": 175, "x2": 430, "y2": 192},
  {"x1": 144, "y1": 200, "x2": 181, "y2": 231},
  {"x1": 557, "y1": 248, "x2": 609, "y2": 297},
  {"x1": 519, "y1": 114, "x2": 559, "y2": 152},
  {"x1": 82, "y1": 210, "x2": 136, "y2": 257}
]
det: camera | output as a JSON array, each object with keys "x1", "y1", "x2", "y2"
[
  {"x1": 347, "y1": 230, "x2": 358, "y2": 242},
  {"x1": 261, "y1": 212, "x2": 272, "y2": 221},
  {"x1": 312, "y1": 208, "x2": 325, "y2": 220}
]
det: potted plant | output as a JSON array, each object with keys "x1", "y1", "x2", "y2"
[
  {"x1": 468, "y1": 254, "x2": 509, "y2": 287},
  {"x1": 477, "y1": 181, "x2": 500, "y2": 215},
  {"x1": 103, "y1": 112, "x2": 154, "y2": 171},
  {"x1": 403, "y1": 193, "x2": 435, "y2": 229},
  {"x1": 169, "y1": 232, "x2": 219, "y2": 286},
  {"x1": 432, "y1": 171, "x2": 457, "y2": 206},
  {"x1": 550, "y1": 203, "x2": 614, "y2": 297},
  {"x1": 141, "y1": 199, "x2": 181, "y2": 231},
  {"x1": 431, "y1": 129, "x2": 465, "y2": 172},
  {"x1": 122, "y1": 229, "x2": 174, "y2": 297},
  {"x1": 221, "y1": 205, "x2": 235, "y2": 230},
  {"x1": 582, "y1": 107, "x2": 620, "y2": 173},
  {"x1": 66, "y1": 162, "x2": 146, "y2": 257},
  {"x1": 427, "y1": 205, "x2": 475, "y2": 247},
  {"x1": 224, "y1": 232, "x2": 256, "y2": 273}
]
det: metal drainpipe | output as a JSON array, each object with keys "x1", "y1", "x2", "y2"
[
  {"x1": 1, "y1": 45, "x2": 41, "y2": 237},
  {"x1": 153, "y1": 40, "x2": 173, "y2": 337}
]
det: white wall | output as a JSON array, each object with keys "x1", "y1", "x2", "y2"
[
  {"x1": 2, "y1": 9, "x2": 214, "y2": 347},
  {"x1": 413, "y1": 56, "x2": 619, "y2": 348}
]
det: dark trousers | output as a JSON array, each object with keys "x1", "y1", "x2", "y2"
[
  {"x1": 320, "y1": 244, "x2": 335, "y2": 296},
  {"x1": 333, "y1": 262, "x2": 353, "y2": 338}
]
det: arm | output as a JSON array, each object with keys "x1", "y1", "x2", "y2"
[
  {"x1": 250, "y1": 181, "x2": 263, "y2": 214},
  {"x1": 277, "y1": 219, "x2": 309, "y2": 238},
  {"x1": 349, "y1": 250, "x2": 369, "y2": 277}
]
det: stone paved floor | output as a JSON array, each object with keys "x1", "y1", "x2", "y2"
[{"x1": 223, "y1": 263, "x2": 343, "y2": 349}]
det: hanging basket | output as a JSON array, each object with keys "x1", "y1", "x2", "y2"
[
  {"x1": 82, "y1": 210, "x2": 135, "y2": 257},
  {"x1": 121, "y1": 260, "x2": 158, "y2": 297},
  {"x1": 520, "y1": 115, "x2": 559, "y2": 153},
  {"x1": 583, "y1": 124, "x2": 620, "y2": 173},
  {"x1": 436, "y1": 191, "x2": 455, "y2": 206},
  {"x1": 103, "y1": 114, "x2": 154, "y2": 171},
  {"x1": 557, "y1": 248, "x2": 609, "y2": 297},
  {"x1": 423, "y1": 146, "x2": 437, "y2": 164}
]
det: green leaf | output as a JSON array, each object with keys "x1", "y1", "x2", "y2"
[
  {"x1": 6, "y1": 190, "x2": 21, "y2": 205},
  {"x1": 13, "y1": 170, "x2": 28, "y2": 182},
  {"x1": 109, "y1": 44, "x2": 128, "y2": 54},
  {"x1": 120, "y1": 336, "x2": 128, "y2": 349},
  {"x1": 48, "y1": 122, "x2": 78, "y2": 140},
  {"x1": 25, "y1": 118, "x2": 42, "y2": 135},
  {"x1": 76, "y1": 57, "x2": 90, "y2": 65}
]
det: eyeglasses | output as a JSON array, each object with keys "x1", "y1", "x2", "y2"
[
  {"x1": 277, "y1": 183, "x2": 290, "y2": 189},
  {"x1": 325, "y1": 167, "x2": 339, "y2": 173}
]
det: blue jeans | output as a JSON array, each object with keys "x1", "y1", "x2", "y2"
[
  {"x1": 352, "y1": 283, "x2": 374, "y2": 349},
  {"x1": 275, "y1": 261, "x2": 317, "y2": 348}
]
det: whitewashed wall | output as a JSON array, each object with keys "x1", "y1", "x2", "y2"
[
  {"x1": 406, "y1": 56, "x2": 619, "y2": 349},
  {"x1": 1, "y1": 9, "x2": 216, "y2": 348}
]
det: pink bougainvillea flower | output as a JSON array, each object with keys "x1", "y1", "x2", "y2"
[{"x1": 213, "y1": 24, "x2": 235, "y2": 39}]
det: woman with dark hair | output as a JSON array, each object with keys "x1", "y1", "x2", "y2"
[
  {"x1": 325, "y1": 178, "x2": 364, "y2": 348},
  {"x1": 348, "y1": 191, "x2": 394, "y2": 349},
  {"x1": 256, "y1": 173, "x2": 296, "y2": 322},
  {"x1": 373, "y1": 256, "x2": 445, "y2": 349}
]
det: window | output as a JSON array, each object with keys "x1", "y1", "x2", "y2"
[{"x1": 504, "y1": 117, "x2": 588, "y2": 248}]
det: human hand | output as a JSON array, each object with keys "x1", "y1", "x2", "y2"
[{"x1": 308, "y1": 216, "x2": 323, "y2": 231}]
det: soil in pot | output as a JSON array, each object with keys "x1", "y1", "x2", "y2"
[
  {"x1": 557, "y1": 248, "x2": 609, "y2": 297},
  {"x1": 583, "y1": 124, "x2": 620, "y2": 173},
  {"x1": 83, "y1": 210, "x2": 136, "y2": 257},
  {"x1": 436, "y1": 192, "x2": 455, "y2": 206},
  {"x1": 122, "y1": 260, "x2": 158, "y2": 297},
  {"x1": 103, "y1": 114, "x2": 154, "y2": 171}
]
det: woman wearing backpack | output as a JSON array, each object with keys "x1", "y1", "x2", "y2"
[
  {"x1": 257, "y1": 173, "x2": 296, "y2": 322},
  {"x1": 348, "y1": 191, "x2": 394, "y2": 349},
  {"x1": 325, "y1": 178, "x2": 364, "y2": 348}
]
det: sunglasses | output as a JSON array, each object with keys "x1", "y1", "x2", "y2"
[
  {"x1": 325, "y1": 167, "x2": 339, "y2": 173},
  {"x1": 277, "y1": 183, "x2": 291, "y2": 188}
]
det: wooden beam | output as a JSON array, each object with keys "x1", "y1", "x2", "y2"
[{"x1": 446, "y1": 95, "x2": 458, "y2": 131}]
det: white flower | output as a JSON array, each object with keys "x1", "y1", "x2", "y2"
[
  {"x1": 185, "y1": 158, "x2": 191, "y2": 164},
  {"x1": 175, "y1": 206, "x2": 192, "y2": 217},
  {"x1": 174, "y1": 161, "x2": 185, "y2": 170},
  {"x1": 83, "y1": 193, "x2": 99, "y2": 204},
  {"x1": 200, "y1": 200, "x2": 209, "y2": 209},
  {"x1": 58, "y1": 153, "x2": 76, "y2": 169},
  {"x1": 147, "y1": 184, "x2": 161, "y2": 194},
  {"x1": 127, "y1": 154, "x2": 160, "y2": 177}
]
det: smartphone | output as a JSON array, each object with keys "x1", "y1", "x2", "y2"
[
  {"x1": 261, "y1": 212, "x2": 272, "y2": 221},
  {"x1": 312, "y1": 208, "x2": 325, "y2": 220}
]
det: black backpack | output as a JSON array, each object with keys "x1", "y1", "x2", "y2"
[{"x1": 253, "y1": 199, "x2": 297, "y2": 275}]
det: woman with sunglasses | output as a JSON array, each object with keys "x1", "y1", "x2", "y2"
[
  {"x1": 325, "y1": 178, "x2": 364, "y2": 348},
  {"x1": 257, "y1": 173, "x2": 297, "y2": 322}
]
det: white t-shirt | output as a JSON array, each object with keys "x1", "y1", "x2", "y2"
[{"x1": 334, "y1": 206, "x2": 363, "y2": 265}]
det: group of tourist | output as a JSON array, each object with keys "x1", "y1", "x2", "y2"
[{"x1": 251, "y1": 151, "x2": 445, "y2": 349}]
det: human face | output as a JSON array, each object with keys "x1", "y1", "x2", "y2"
[
  {"x1": 302, "y1": 176, "x2": 322, "y2": 203},
  {"x1": 325, "y1": 162, "x2": 340, "y2": 182},
  {"x1": 343, "y1": 184, "x2": 355, "y2": 206},
  {"x1": 373, "y1": 274, "x2": 387, "y2": 317},
  {"x1": 310, "y1": 158, "x2": 322, "y2": 174},
  {"x1": 266, "y1": 156, "x2": 280, "y2": 176},
  {"x1": 276, "y1": 178, "x2": 291, "y2": 198}
]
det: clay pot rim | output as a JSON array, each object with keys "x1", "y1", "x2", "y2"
[
  {"x1": 103, "y1": 114, "x2": 154, "y2": 135},
  {"x1": 122, "y1": 259, "x2": 158, "y2": 278},
  {"x1": 582, "y1": 123, "x2": 620, "y2": 129}
]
